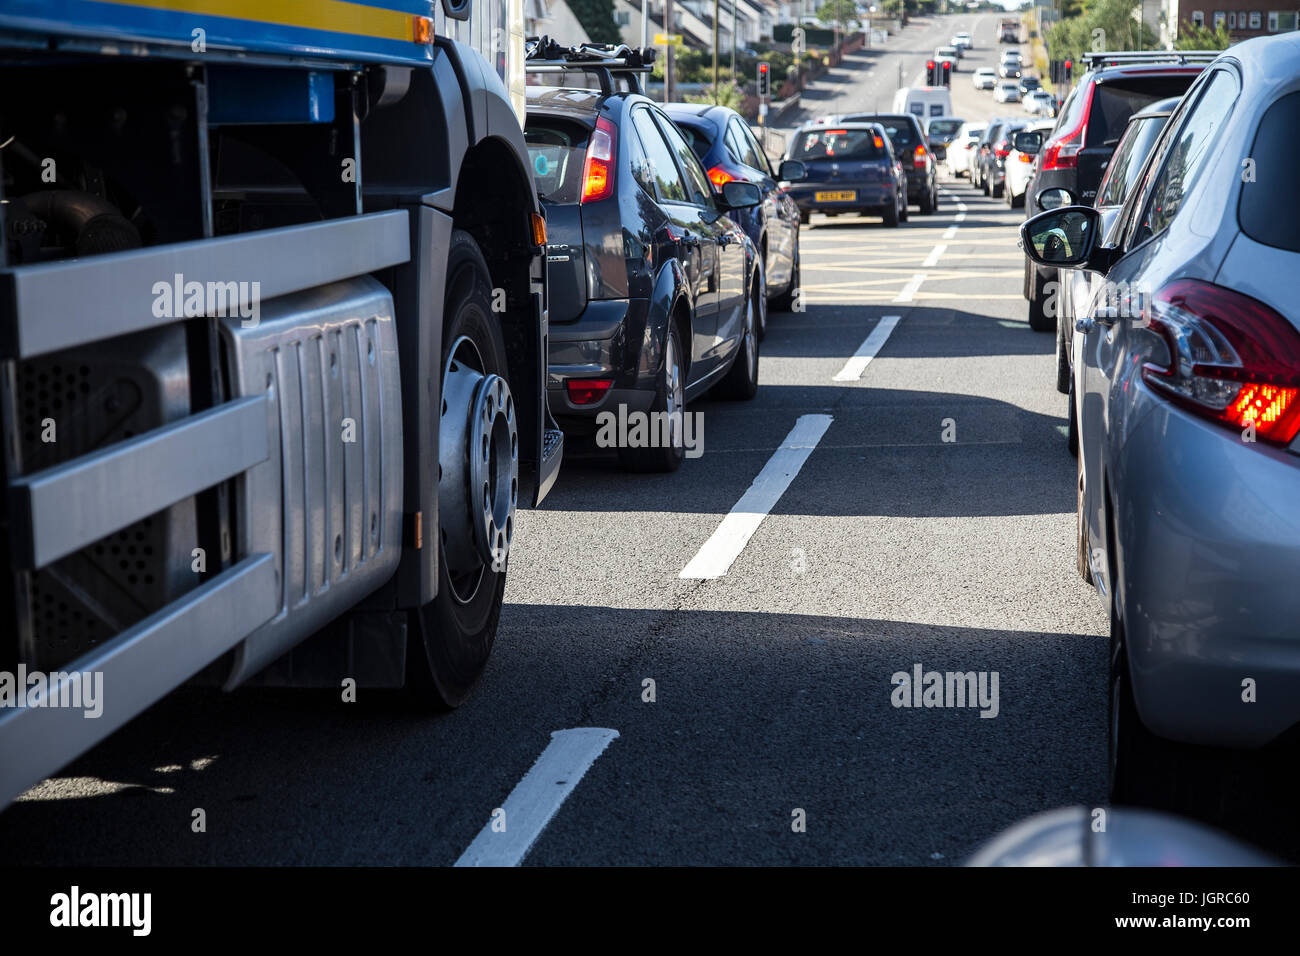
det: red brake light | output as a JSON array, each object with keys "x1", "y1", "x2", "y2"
[
  {"x1": 566, "y1": 378, "x2": 614, "y2": 405},
  {"x1": 708, "y1": 166, "x2": 735, "y2": 186},
  {"x1": 994, "y1": 139, "x2": 1010, "y2": 157},
  {"x1": 824, "y1": 129, "x2": 849, "y2": 135},
  {"x1": 1141, "y1": 279, "x2": 1300, "y2": 444},
  {"x1": 873, "y1": 135, "x2": 885, "y2": 149},
  {"x1": 913, "y1": 143, "x2": 927, "y2": 169},
  {"x1": 581, "y1": 116, "x2": 617, "y2": 203},
  {"x1": 1042, "y1": 84, "x2": 1092, "y2": 170}
]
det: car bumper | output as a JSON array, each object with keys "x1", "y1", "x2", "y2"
[
  {"x1": 1117, "y1": 400, "x2": 1300, "y2": 748},
  {"x1": 547, "y1": 298, "x2": 655, "y2": 429}
]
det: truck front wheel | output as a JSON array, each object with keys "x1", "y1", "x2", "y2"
[{"x1": 408, "y1": 230, "x2": 517, "y2": 708}]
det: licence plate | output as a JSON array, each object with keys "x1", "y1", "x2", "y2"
[{"x1": 815, "y1": 190, "x2": 856, "y2": 202}]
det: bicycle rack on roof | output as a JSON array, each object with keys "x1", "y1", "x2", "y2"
[
  {"x1": 525, "y1": 36, "x2": 656, "y2": 96},
  {"x1": 1082, "y1": 50, "x2": 1221, "y2": 70}
]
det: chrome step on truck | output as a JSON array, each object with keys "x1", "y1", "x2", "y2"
[{"x1": 0, "y1": 0, "x2": 562, "y2": 807}]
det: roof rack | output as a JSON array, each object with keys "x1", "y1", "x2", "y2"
[
  {"x1": 1082, "y1": 49, "x2": 1220, "y2": 70},
  {"x1": 525, "y1": 36, "x2": 657, "y2": 95}
]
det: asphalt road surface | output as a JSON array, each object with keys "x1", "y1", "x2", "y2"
[{"x1": 4, "y1": 15, "x2": 1295, "y2": 867}]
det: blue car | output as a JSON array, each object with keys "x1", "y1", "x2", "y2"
[
  {"x1": 781, "y1": 123, "x2": 908, "y2": 228},
  {"x1": 663, "y1": 103, "x2": 805, "y2": 322}
]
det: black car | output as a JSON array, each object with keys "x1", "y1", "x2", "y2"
[
  {"x1": 663, "y1": 103, "x2": 804, "y2": 321},
  {"x1": 837, "y1": 112, "x2": 939, "y2": 214},
  {"x1": 524, "y1": 70, "x2": 763, "y2": 473},
  {"x1": 1022, "y1": 50, "x2": 1214, "y2": 330},
  {"x1": 782, "y1": 123, "x2": 907, "y2": 227},
  {"x1": 1018, "y1": 75, "x2": 1041, "y2": 96}
]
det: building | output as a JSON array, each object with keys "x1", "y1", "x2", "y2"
[{"x1": 1164, "y1": 0, "x2": 1300, "y2": 44}]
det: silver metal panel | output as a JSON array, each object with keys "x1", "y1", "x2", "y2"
[
  {"x1": 0, "y1": 211, "x2": 410, "y2": 360},
  {"x1": 220, "y1": 277, "x2": 403, "y2": 686},
  {"x1": 0, "y1": 553, "x2": 277, "y2": 808},
  {"x1": 11, "y1": 395, "x2": 269, "y2": 569}
]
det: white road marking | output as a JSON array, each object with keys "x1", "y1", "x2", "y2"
[
  {"x1": 680, "y1": 415, "x2": 833, "y2": 579},
  {"x1": 833, "y1": 314, "x2": 901, "y2": 382},
  {"x1": 893, "y1": 273, "x2": 926, "y2": 302},
  {"x1": 454, "y1": 728, "x2": 619, "y2": 867},
  {"x1": 922, "y1": 244, "x2": 947, "y2": 268},
  {"x1": 941, "y1": 226, "x2": 959, "y2": 239}
]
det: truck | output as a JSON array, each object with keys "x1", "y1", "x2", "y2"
[
  {"x1": 0, "y1": 0, "x2": 562, "y2": 806},
  {"x1": 1000, "y1": 18, "x2": 1021, "y2": 44}
]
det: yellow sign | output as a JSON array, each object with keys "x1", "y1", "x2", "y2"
[{"x1": 654, "y1": 33, "x2": 684, "y2": 46}]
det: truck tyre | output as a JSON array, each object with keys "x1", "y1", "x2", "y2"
[
  {"x1": 407, "y1": 230, "x2": 515, "y2": 708},
  {"x1": 618, "y1": 321, "x2": 687, "y2": 473}
]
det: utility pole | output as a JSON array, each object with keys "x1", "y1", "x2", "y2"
[
  {"x1": 642, "y1": 0, "x2": 650, "y2": 53},
  {"x1": 731, "y1": 0, "x2": 736, "y2": 79},
  {"x1": 713, "y1": 0, "x2": 720, "y2": 100},
  {"x1": 665, "y1": 0, "x2": 675, "y2": 102}
]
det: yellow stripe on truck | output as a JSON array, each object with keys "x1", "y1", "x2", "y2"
[{"x1": 100, "y1": 0, "x2": 429, "y2": 43}]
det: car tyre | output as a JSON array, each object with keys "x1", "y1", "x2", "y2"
[
  {"x1": 617, "y1": 321, "x2": 687, "y2": 473},
  {"x1": 918, "y1": 187, "x2": 933, "y2": 215},
  {"x1": 1027, "y1": 264, "x2": 1053, "y2": 331},
  {"x1": 405, "y1": 229, "x2": 512, "y2": 709},
  {"x1": 714, "y1": 269, "x2": 761, "y2": 401},
  {"x1": 1055, "y1": 318, "x2": 1071, "y2": 393},
  {"x1": 771, "y1": 240, "x2": 800, "y2": 312},
  {"x1": 882, "y1": 200, "x2": 898, "y2": 227}
]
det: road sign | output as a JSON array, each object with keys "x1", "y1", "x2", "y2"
[{"x1": 654, "y1": 33, "x2": 683, "y2": 47}]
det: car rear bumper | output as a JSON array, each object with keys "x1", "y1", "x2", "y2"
[
  {"x1": 547, "y1": 298, "x2": 655, "y2": 427},
  {"x1": 788, "y1": 183, "x2": 896, "y2": 211},
  {"x1": 1117, "y1": 401, "x2": 1300, "y2": 748}
]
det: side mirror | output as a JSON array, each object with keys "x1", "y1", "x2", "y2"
[
  {"x1": 1011, "y1": 131, "x2": 1042, "y2": 154},
  {"x1": 1019, "y1": 206, "x2": 1105, "y2": 272},
  {"x1": 1035, "y1": 186, "x2": 1074, "y2": 210},
  {"x1": 778, "y1": 160, "x2": 807, "y2": 182},
  {"x1": 719, "y1": 180, "x2": 762, "y2": 209}
]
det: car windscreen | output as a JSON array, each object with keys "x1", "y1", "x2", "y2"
[
  {"x1": 525, "y1": 118, "x2": 589, "y2": 204},
  {"x1": 928, "y1": 119, "x2": 963, "y2": 141},
  {"x1": 1239, "y1": 90, "x2": 1300, "y2": 253},
  {"x1": 1085, "y1": 76, "x2": 1197, "y2": 148},
  {"x1": 1096, "y1": 114, "x2": 1168, "y2": 207},
  {"x1": 791, "y1": 128, "x2": 887, "y2": 161},
  {"x1": 673, "y1": 120, "x2": 714, "y2": 161}
]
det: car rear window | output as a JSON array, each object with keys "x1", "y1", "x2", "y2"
[
  {"x1": 525, "y1": 119, "x2": 588, "y2": 204},
  {"x1": 1085, "y1": 76, "x2": 1197, "y2": 147},
  {"x1": 1239, "y1": 90, "x2": 1300, "y2": 253},
  {"x1": 928, "y1": 119, "x2": 963, "y2": 141},
  {"x1": 674, "y1": 120, "x2": 713, "y2": 160},
  {"x1": 792, "y1": 128, "x2": 887, "y2": 161}
]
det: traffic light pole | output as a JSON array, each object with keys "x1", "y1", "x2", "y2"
[
  {"x1": 712, "y1": 0, "x2": 719, "y2": 101},
  {"x1": 665, "y1": 0, "x2": 675, "y2": 102}
]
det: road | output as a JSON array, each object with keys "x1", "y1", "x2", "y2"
[{"x1": 3, "y1": 15, "x2": 1294, "y2": 867}]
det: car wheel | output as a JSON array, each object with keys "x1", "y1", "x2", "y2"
[
  {"x1": 1027, "y1": 265, "x2": 1053, "y2": 331},
  {"x1": 406, "y1": 229, "x2": 514, "y2": 709},
  {"x1": 715, "y1": 268, "x2": 761, "y2": 400},
  {"x1": 1055, "y1": 317, "x2": 1071, "y2": 394},
  {"x1": 899, "y1": 189, "x2": 909, "y2": 221},
  {"x1": 799, "y1": 209, "x2": 810, "y2": 225},
  {"x1": 1074, "y1": 445, "x2": 1089, "y2": 581},
  {"x1": 771, "y1": 240, "x2": 800, "y2": 312},
  {"x1": 982, "y1": 172, "x2": 990, "y2": 196},
  {"x1": 931, "y1": 185, "x2": 939, "y2": 211},
  {"x1": 617, "y1": 321, "x2": 687, "y2": 473},
  {"x1": 992, "y1": 178, "x2": 1004, "y2": 198},
  {"x1": 1067, "y1": 376, "x2": 1080, "y2": 458},
  {"x1": 753, "y1": 257, "x2": 768, "y2": 340},
  {"x1": 918, "y1": 188, "x2": 933, "y2": 215},
  {"x1": 882, "y1": 200, "x2": 898, "y2": 227}
]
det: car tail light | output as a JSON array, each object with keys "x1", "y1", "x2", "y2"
[
  {"x1": 581, "y1": 116, "x2": 617, "y2": 203},
  {"x1": 1041, "y1": 86, "x2": 1091, "y2": 170},
  {"x1": 994, "y1": 139, "x2": 1010, "y2": 158},
  {"x1": 873, "y1": 135, "x2": 885, "y2": 149},
  {"x1": 913, "y1": 144, "x2": 927, "y2": 169},
  {"x1": 566, "y1": 378, "x2": 614, "y2": 405},
  {"x1": 708, "y1": 166, "x2": 735, "y2": 187},
  {"x1": 1141, "y1": 279, "x2": 1300, "y2": 444},
  {"x1": 1017, "y1": 152, "x2": 1034, "y2": 163}
]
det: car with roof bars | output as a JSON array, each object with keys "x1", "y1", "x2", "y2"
[
  {"x1": 1020, "y1": 32, "x2": 1300, "y2": 811},
  {"x1": 1022, "y1": 49, "x2": 1216, "y2": 331},
  {"x1": 663, "y1": 102, "x2": 805, "y2": 320},
  {"x1": 524, "y1": 40, "x2": 764, "y2": 472},
  {"x1": 836, "y1": 112, "x2": 939, "y2": 214},
  {"x1": 781, "y1": 122, "x2": 907, "y2": 227}
]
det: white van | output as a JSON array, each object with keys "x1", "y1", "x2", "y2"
[{"x1": 892, "y1": 86, "x2": 953, "y2": 120}]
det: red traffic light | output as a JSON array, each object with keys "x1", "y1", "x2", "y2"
[
  {"x1": 759, "y1": 63, "x2": 768, "y2": 73},
  {"x1": 1064, "y1": 59, "x2": 1072, "y2": 69},
  {"x1": 942, "y1": 60, "x2": 951, "y2": 68},
  {"x1": 926, "y1": 60, "x2": 935, "y2": 69}
]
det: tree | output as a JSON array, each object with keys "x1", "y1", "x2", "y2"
[
  {"x1": 686, "y1": 82, "x2": 745, "y2": 109},
  {"x1": 1047, "y1": 0, "x2": 1158, "y2": 72},
  {"x1": 568, "y1": 0, "x2": 622, "y2": 45},
  {"x1": 816, "y1": 0, "x2": 860, "y2": 33},
  {"x1": 1174, "y1": 22, "x2": 1233, "y2": 50}
]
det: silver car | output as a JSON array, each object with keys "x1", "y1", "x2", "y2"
[{"x1": 1021, "y1": 32, "x2": 1300, "y2": 807}]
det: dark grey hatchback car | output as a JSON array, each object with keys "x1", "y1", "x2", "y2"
[{"x1": 523, "y1": 50, "x2": 763, "y2": 472}]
